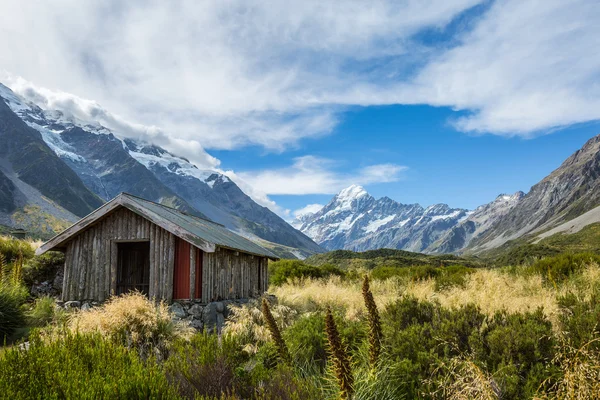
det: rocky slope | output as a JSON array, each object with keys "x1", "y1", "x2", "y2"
[
  {"x1": 0, "y1": 84, "x2": 322, "y2": 257},
  {"x1": 465, "y1": 134, "x2": 600, "y2": 252}
]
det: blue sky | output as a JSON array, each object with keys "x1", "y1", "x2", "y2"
[{"x1": 1, "y1": 0, "x2": 599, "y2": 219}]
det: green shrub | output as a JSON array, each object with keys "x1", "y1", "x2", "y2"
[
  {"x1": 166, "y1": 332, "x2": 248, "y2": 398},
  {"x1": 27, "y1": 296, "x2": 57, "y2": 327},
  {"x1": 269, "y1": 260, "x2": 345, "y2": 286},
  {"x1": 530, "y1": 252, "x2": 600, "y2": 284},
  {"x1": 382, "y1": 297, "x2": 555, "y2": 399},
  {"x1": 23, "y1": 251, "x2": 64, "y2": 286},
  {"x1": 0, "y1": 288, "x2": 25, "y2": 342},
  {"x1": 557, "y1": 288, "x2": 600, "y2": 350},
  {"x1": 434, "y1": 265, "x2": 476, "y2": 291},
  {"x1": 0, "y1": 332, "x2": 177, "y2": 399},
  {"x1": 0, "y1": 236, "x2": 35, "y2": 263},
  {"x1": 283, "y1": 311, "x2": 365, "y2": 377}
]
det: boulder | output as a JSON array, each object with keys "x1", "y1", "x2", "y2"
[
  {"x1": 64, "y1": 300, "x2": 81, "y2": 309},
  {"x1": 203, "y1": 303, "x2": 218, "y2": 330},
  {"x1": 169, "y1": 302, "x2": 187, "y2": 319},
  {"x1": 188, "y1": 304, "x2": 204, "y2": 318}
]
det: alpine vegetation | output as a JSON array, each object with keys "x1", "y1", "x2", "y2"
[
  {"x1": 361, "y1": 275, "x2": 383, "y2": 369},
  {"x1": 325, "y1": 307, "x2": 354, "y2": 400}
]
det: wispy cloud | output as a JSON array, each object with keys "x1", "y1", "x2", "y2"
[
  {"x1": 233, "y1": 156, "x2": 407, "y2": 196},
  {"x1": 0, "y1": 0, "x2": 482, "y2": 153},
  {"x1": 293, "y1": 204, "x2": 325, "y2": 219}
]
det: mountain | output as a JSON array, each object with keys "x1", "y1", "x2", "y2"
[
  {"x1": 0, "y1": 85, "x2": 103, "y2": 235},
  {"x1": 464, "y1": 134, "x2": 600, "y2": 253},
  {"x1": 292, "y1": 184, "x2": 471, "y2": 252},
  {"x1": 296, "y1": 135, "x2": 600, "y2": 255},
  {"x1": 429, "y1": 191, "x2": 525, "y2": 254},
  {"x1": 0, "y1": 83, "x2": 322, "y2": 257}
]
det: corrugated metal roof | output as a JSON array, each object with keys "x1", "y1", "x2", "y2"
[
  {"x1": 122, "y1": 193, "x2": 278, "y2": 259},
  {"x1": 36, "y1": 192, "x2": 279, "y2": 259}
]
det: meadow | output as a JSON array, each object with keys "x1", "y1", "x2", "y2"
[{"x1": 1, "y1": 234, "x2": 600, "y2": 399}]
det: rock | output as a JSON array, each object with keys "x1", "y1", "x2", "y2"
[
  {"x1": 52, "y1": 270, "x2": 64, "y2": 291},
  {"x1": 169, "y1": 302, "x2": 187, "y2": 319},
  {"x1": 203, "y1": 303, "x2": 218, "y2": 330},
  {"x1": 264, "y1": 294, "x2": 278, "y2": 305},
  {"x1": 81, "y1": 302, "x2": 91, "y2": 312},
  {"x1": 215, "y1": 301, "x2": 224, "y2": 313},
  {"x1": 216, "y1": 313, "x2": 225, "y2": 333},
  {"x1": 64, "y1": 301, "x2": 81, "y2": 309},
  {"x1": 190, "y1": 319, "x2": 203, "y2": 330},
  {"x1": 188, "y1": 304, "x2": 204, "y2": 318}
]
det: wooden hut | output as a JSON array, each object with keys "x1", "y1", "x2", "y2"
[{"x1": 36, "y1": 193, "x2": 278, "y2": 303}]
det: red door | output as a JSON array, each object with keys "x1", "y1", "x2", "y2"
[{"x1": 173, "y1": 238, "x2": 191, "y2": 299}]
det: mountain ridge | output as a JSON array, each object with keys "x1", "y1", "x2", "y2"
[{"x1": 0, "y1": 83, "x2": 323, "y2": 258}]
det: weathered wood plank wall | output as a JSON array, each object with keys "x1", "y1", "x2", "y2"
[
  {"x1": 200, "y1": 248, "x2": 268, "y2": 303},
  {"x1": 63, "y1": 207, "x2": 174, "y2": 301},
  {"x1": 62, "y1": 206, "x2": 269, "y2": 303}
]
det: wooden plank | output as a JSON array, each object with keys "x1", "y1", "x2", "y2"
[
  {"x1": 166, "y1": 233, "x2": 175, "y2": 302},
  {"x1": 149, "y1": 223, "x2": 156, "y2": 299},
  {"x1": 189, "y1": 245, "x2": 196, "y2": 300},
  {"x1": 158, "y1": 228, "x2": 165, "y2": 298},
  {"x1": 78, "y1": 231, "x2": 87, "y2": 300},
  {"x1": 69, "y1": 237, "x2": 79, "y2": 300},
  {"x1": 62, "y1": 243, "x2": 72, "y2": 301},
  {"x1": 110, "y1": 240, "x2": 118, "y2": 296}
]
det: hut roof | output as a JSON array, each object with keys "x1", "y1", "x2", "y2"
[{"x1": 36, "y1": 192, "x2": 279, "y2": 259}]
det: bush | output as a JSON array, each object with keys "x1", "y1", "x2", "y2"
[
  {"x1": 68, "y1": 292, "x2": 192, "y2": 357},
  {"x1": 166, "y1": 332, "x2": 248, "y2": 398},
  {"x1": 557, "y1": 287, "x2": 600, "y2": 350},
  {"x1": 269, "y1": 260, "x2": 345, "y2": 286},
  {"x1": 0, "y1": 236, "x2": 35, "y2": 263},
  {"x1": 530, "y1": 252, "x2": 600, "y2": 284},
  {"x1": 22, "y1": 251, "x2": 64, "y2": 286},
  {"x1": 27, "y1": 296, "x2": 57, "y2": 327},
  {"x1": 434, "y1": 265, "x2": 476, "y2": 291},
  {"x1": 0, "y1": 288, "x2": 25, "y2": 341},
  {"x1": 0, "y1": 332, "x2": 177, "y2": 399},
  {"x1": 284, "y1": 311, "x2": 365, "y2": 376},
  {"x1": 382, "y1": 297, "x2": 555, "y2": 399}
]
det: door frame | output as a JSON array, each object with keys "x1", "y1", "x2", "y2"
[{"x1": 110, "y1": 239, "x2": 150, "y2": 296}]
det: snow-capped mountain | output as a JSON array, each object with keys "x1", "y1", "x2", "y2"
[
  {"x1": 293, "y1": 184, "x2": 473, "y2": 253},
  {"x1": 0, "y1": 83, "x2": 322, "y2": 258}
]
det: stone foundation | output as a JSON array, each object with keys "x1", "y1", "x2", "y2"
[
  {"x1": 168, "y1": 299, "x2": 252, "y2": 333},
  {"x1": 59, "y1": 298, "x2": 254, "y2": 334}
]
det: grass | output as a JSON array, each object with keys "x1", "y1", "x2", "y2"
[{"x1": 2, "y1": 233, "x2": 600, "y2": 399}]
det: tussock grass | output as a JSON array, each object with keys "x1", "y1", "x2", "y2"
[
  {"x1": 224, "y1": 299, "x2": 297, "y2": 354},
  {"x1": 66, "y1": 292, "x2": 192, "y2": 356},
  {"x1": 536, "y1": 335, "x2": 600, "y2": 399},
  {"x1": 431, "y1": 356, "x2": 500, "y2": 400},
  {"x1": 273, "y1": 263, "x2": 600, "y2": 328},
  {"x1": 272, "y1": 276, "x2": 401, "y2": 320}
]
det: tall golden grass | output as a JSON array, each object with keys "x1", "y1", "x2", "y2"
[
  {"x1": 272, "y1": 263, "x2": 600, "y2": 328},
  {"x1": 66, "y1": 292, "x2": 192, "y2": 356}
]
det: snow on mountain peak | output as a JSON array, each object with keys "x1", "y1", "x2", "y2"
[{"x1": 336, "y1": 185, "x2": 368, "y2": 201}]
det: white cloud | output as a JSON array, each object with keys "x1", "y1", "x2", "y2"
[
  {"x1": 2, "y1": 0, "x2": 595, "y2": 144},
  {"x1": 293, "y1": 204, "x2": 325, "y2": 219},
  {"x1": 236, "y1": 156, "x2": 407, "y2": 195},
  {"x1": 3, "y1": 74, "x2": 220, "y2": 169},
  {"x1": 0, "y1": 0, "x2": 482, "y2": 152}
]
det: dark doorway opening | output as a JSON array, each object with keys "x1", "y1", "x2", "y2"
[{"x1": 116, "y1": 241, "x2": 150, "y2": 296}]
